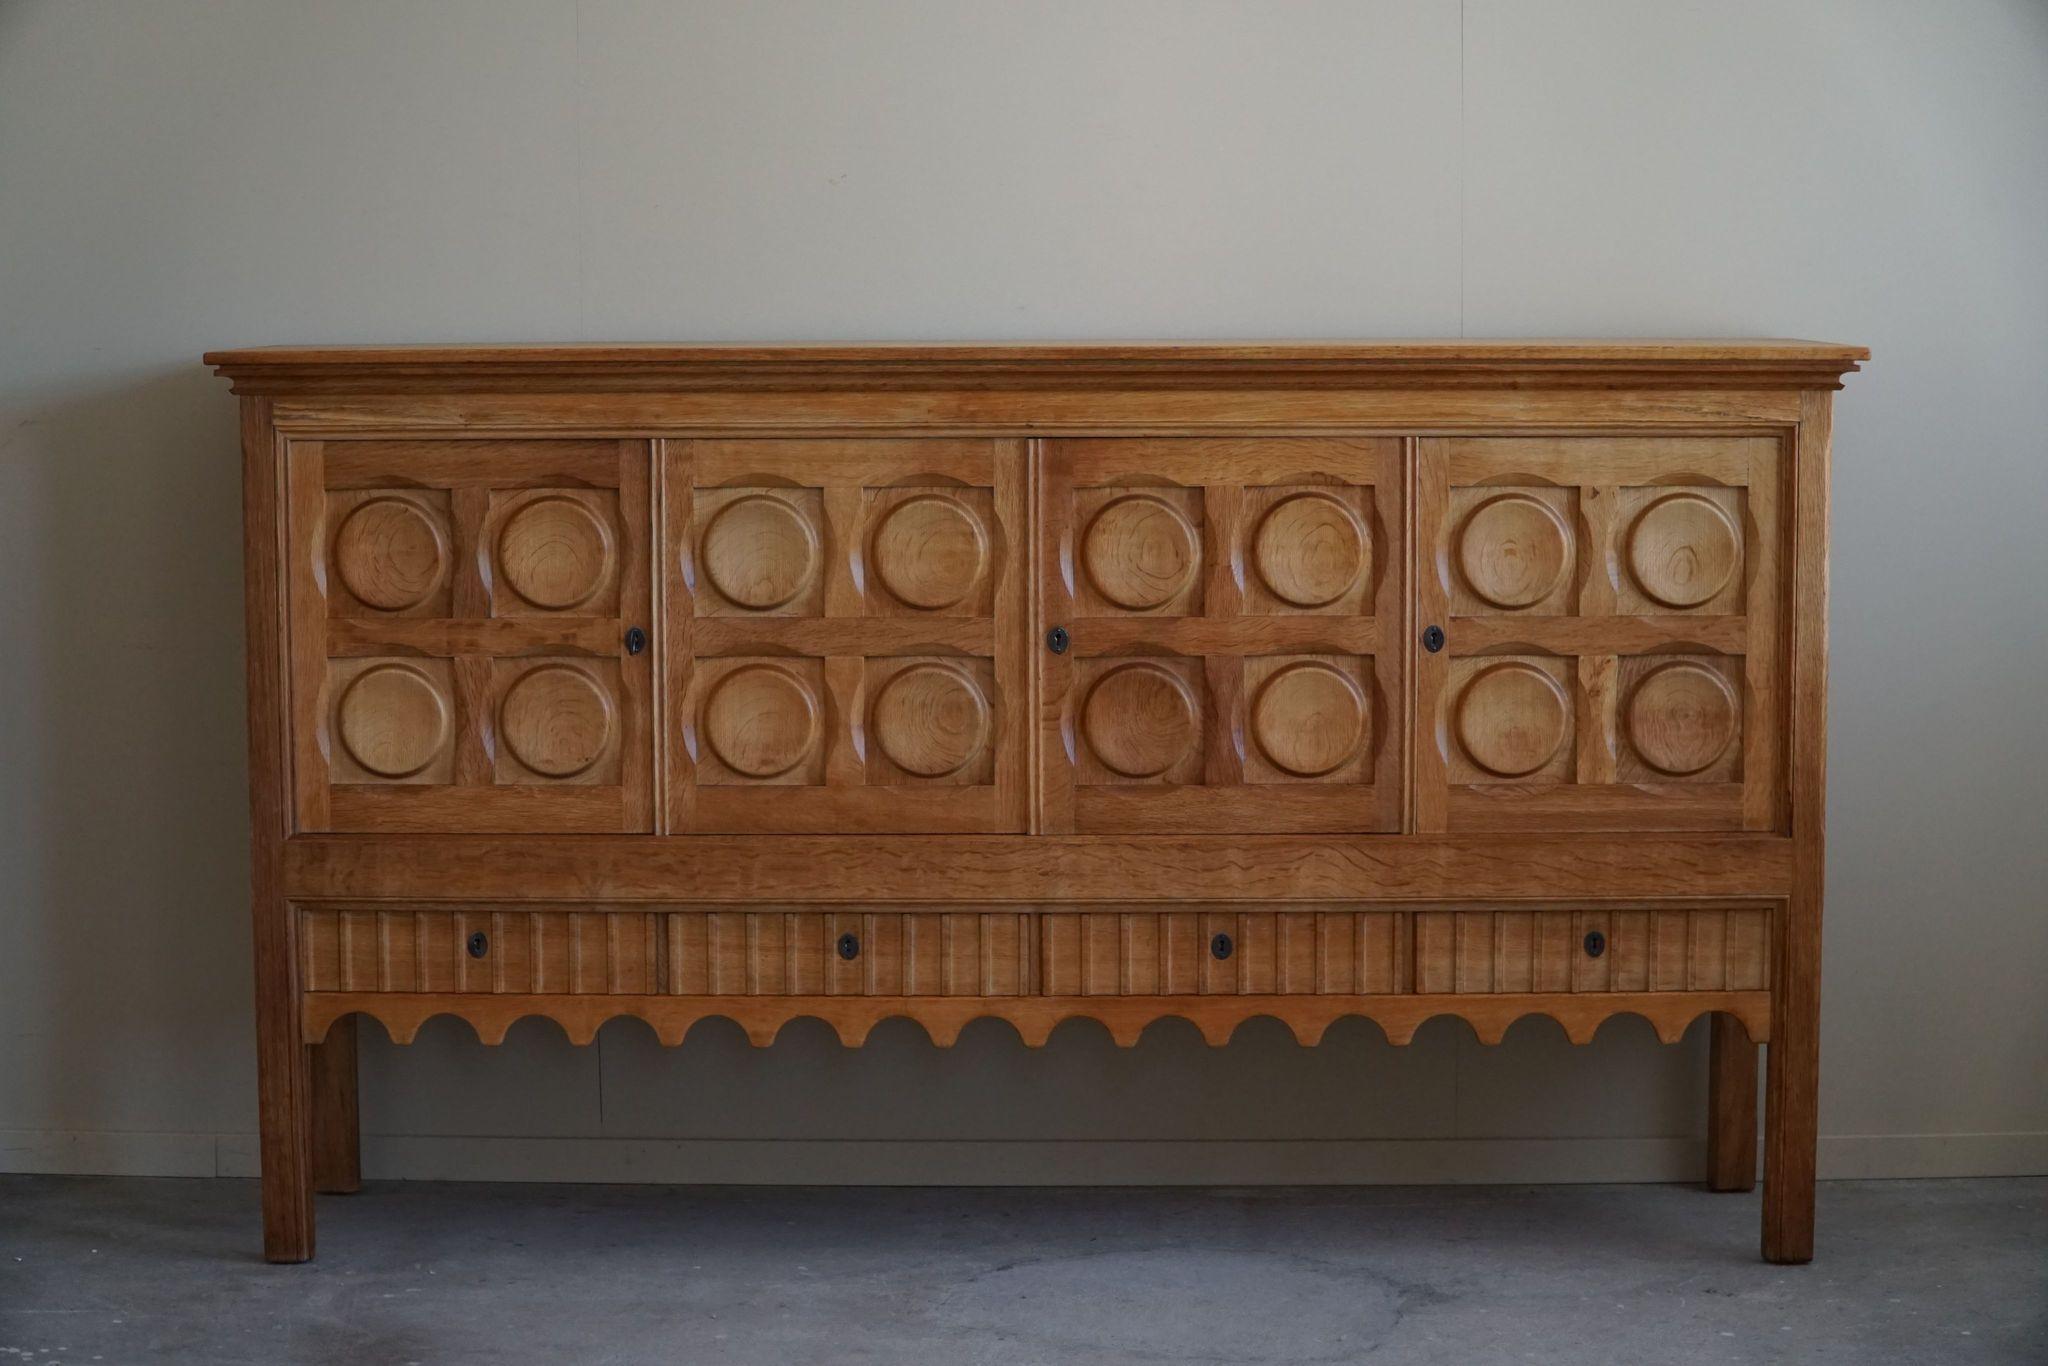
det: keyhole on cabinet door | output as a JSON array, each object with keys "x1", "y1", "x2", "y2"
[
  {"x1": 837, "y1": 933, "x2": 861, "y2": 962},
  {"x1": 467, "y1": 931, "x2": 489, "y2": 959},
  {"x1": 1210, "y1": 932, "x2": 1235, "y2": 961}
]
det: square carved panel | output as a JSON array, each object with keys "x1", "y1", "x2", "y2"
[
  {"x1": 861, "y1": 486, "x2": 998, "y2": 617},
  {"x1": 325, "y1": 656, "x2": 456, "y2": 785},
  {"x1": 691, "y1": 487, "x2": 826, "y2": 617},
  {"x1": 1444, "y1": 654, "x2": 1576, "y2": 785},
  {"x1": 1072, "y1": 486, "x2": 1205, "y2": 618},
  {"x1": 1242, "y1": 654, "x2": 1375, "y2": 785},
  {"x1": 1073, "y1": 655, "x2": 1207, "y2": 786},
  {"x1": 1613, "y1": 486, "x2": 1745, "y2": 616},
  {"x1": 1240, "y1": 484, "x2": 1376, "y2": 616},
  {"x1": 689, "y1": 655, "x2": 828, "y2": 786},
  {"x1": 490, "y1": 658, "x2": 625, "y2": 786},
  {"x1": 325, "y1": 489, "x2": 455, "y2": 619},
  {"x1": 1615, "y1": 653, "x2": 1744, "y2": 784},
  {"x1": 1446, "y1": 485, "x2": 1578, "y2": 617},
  {"x1": 862, "y1": 655, "x2": 998, "y2": 786},
  {"x1": 485, "y1": 488, "x2": 623, "y2": 618}
]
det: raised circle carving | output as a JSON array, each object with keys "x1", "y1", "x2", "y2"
[
  {"x1": 702, "y1": 664, "x2": 820, "y2": 779},
  {"x1": 871, "y1": 663, "x2": 990, "y2": 778},
  {"x1": 1081, "y1": 662, "x2": 1198, "y2": 779},
  {"x1": 701, "y1": 495, "x2": 817, "y2": 610},
  {"x1": 1626, "y1": 661, "x2": 1738, "y2": 776},
  {"x1": 1627, "y1": 493, "x2": 1740, "y2": 608},
  {"x1": 1081, "y1": 495, "x2": 1199, "y2": 611},
  {"x1": 500, "y1": 665, "x2": 614, "y2": 778},
  {"x1": 333, "y1": 497, "x2": 446, "y2": 611},
  {"x1": 336, "y1": 664, "x2": 449, "y2": 779},
  {"x1": 498, "y1": 497, "x2": 613, "y2": 611},
  {"x1": 1251, "y1": 663, "x2": 1368, "y2": 777},
  {"x1": 1454, "y1": 662, "x2": 1569, "y2": 778},
  {"x1": 1456, "y1": 494, "x2": 1571, "y2": 610},
  {"x1": 870, "y1": 495, "x2": 987, "y2": 610},
  {"x1": 1253, "y1": 493, "x2": 1368, "y2": 608}
]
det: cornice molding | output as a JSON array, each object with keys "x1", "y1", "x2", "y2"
[{"x1": 206, "y1": 340, "x2": 1868, "y2": 395}]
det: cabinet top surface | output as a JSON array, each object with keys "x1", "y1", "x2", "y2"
[{"x1": 205, "y1": 338, "x2": 1866, "y2": 393}]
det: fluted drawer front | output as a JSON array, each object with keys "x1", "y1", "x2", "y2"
[
  {"x1": 1039, "y1": 911, "x2": 1413, "y2": 996},
  {"x1": 1412, "y1": 908, "x2": 1770, "y2": 994},
  {"x1": 664, "y1": 911, "x2": 1030, "y2": 996},
  {"x1": 299, "y1": 909, "x2": 659, "y2": 994}
]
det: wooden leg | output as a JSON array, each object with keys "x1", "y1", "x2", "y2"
[
  {"x1": 310, "y1": 1016, "x2": 362, "y2": 1195},
  {"x1": 254, "y1": 930, "x2": 315, "y2": 1263},
  {"x1": 1762, "y1": 894, "x2": 1820, "y2": 1263},
  {"x1": 1706, "y1": 1013, "x2": 1758, "y2": 1192}
]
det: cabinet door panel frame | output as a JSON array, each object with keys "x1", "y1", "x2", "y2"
[
  {"x1": 1037, "y1": 437, "x2": 1405, "y2": 835},
  {"x1": 662, "y1": 439, "x2": 1030, "y2": 834},
  {"x1": 283, "y1": 438, "x2": 654, "y2": 834},
  {"x1": 1414, "y1": 434, "x2": 1784, "y2": 834}
]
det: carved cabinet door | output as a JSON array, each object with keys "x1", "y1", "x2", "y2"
[
  {"x1": 1414, "y1": 436, "x2": 1784, "y2": 832},
  {"x1": 1039, "y1": 439, "x2": 1404, "y2": 834},
  {"x1": 283, "y1": 439, "x2": 654, "y2": 833},
  {"x1": 664, "y1": 439, "x2": 1030, "y2": 833}
]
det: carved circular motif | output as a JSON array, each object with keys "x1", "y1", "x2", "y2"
[
  {"x1": 1456, "y1": 494, "x2": 1571, "y2": 610},
  {"x1": 1081, "y1": 662, "x2": 1198, "y2": 779},
  {"x1": 1627, "y1": 493, "x2": 1739, "y2": 608},
  {"x1": 1251, "y1": 663, "x2": 1368, "y2": 777},
  {"x1": 871, "y1": 663, "x2": 990, "y2": 778},
  {"x1": 1626, "y1": 661, "x2": 1738, "y2": 776},
  {"x1": 336, "y1": 664, "x2": 449, "y2": 778},
  {"x1": 1454, "y1": 662, "x2": 1569, "y2": 778},
  {"x1": 500, "y1": 665, "x2": 614, "y2": 778},
  {"x1": 333, "y1": 497, "x2": 446, "y2": 611},
  {"x1": 498, "y1": 497, "x2": 613, "y2": 611},
  {"x1": 702, "y1": 664, "x2": 820, "y2": 778},
  {"x1": 1252, "y1": 493, "x2": 1368, "y2": 608},
  {"x1": 1081, "y1": 495, "x2": 1199, "y2": 611},
  {"x1": 701, "y1": 495, "x2": 818, "y2": 610},
  {"x1": 869, "y1": 495, "x2": 987, "y2": 610}
]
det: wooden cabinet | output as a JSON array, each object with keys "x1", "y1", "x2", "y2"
[{"x1": 214, "y1": 340, "x2": 1861, "y2": 1265}]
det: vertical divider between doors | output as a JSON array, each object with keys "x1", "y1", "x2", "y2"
[
  {"x1": 647, "y1": 438, "x2": 667, "y2": 835},
  {"x1": 1025, "y1": 437, "x2": 1044, "y2": 836},
  {"x1": 660, "y1": 439, "x2": 696, "y2": 836},
  {"x1": 1403, "y1": 435, "x2": 1419, "y2": 835}
]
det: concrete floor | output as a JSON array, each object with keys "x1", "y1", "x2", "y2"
[{"x1": 0, "y1": 1177, "x2": 2041, "y2": 1365}]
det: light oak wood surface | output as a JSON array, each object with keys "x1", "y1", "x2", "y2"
[{"x1": 220, "y1": 340, "x2": 1859, "y2": 1264}]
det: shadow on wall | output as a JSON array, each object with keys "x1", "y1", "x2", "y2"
[{"x1": 9, "y1": 366, "x2": 254, "y2": 1142}]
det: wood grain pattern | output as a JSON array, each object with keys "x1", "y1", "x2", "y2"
[{"x1": 220, "y1": 340, "x2": 1852, "y2": 1264}]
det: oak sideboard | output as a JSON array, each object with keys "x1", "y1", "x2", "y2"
[{"x1": 207, "y1": 340, "x2": 1863, "y2": 1264}]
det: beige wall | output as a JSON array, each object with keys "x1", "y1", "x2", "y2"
[{"x1": 3, "y1": 0, "x2": 2043, "y2": 1183}]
